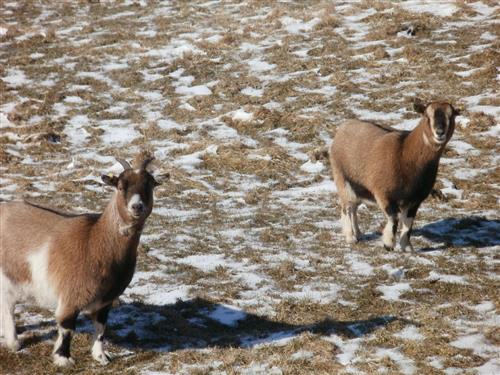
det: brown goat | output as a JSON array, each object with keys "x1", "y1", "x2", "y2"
[
  {"x1": 329, "y1": 101, "x2": 458, "y2": 251},
  {"x1": 0, "y1": 156, "x2": 160, "y2": 366}
]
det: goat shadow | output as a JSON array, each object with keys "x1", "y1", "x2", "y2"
[
  {"x1": 416, "y1": 216, "x2": 500, "y2": 249},
  {"x1": 18, "y1": 298, "x2": 413, "y2": 353}
]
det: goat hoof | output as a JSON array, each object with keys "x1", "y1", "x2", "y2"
[
  {"x1": 53, "y1": 354, "x2": 75, "y2": 367},
  {"x1": 94, "y1": 352, "x2": 111, "y2": 366},
  {"x1": 92, "y1": 347, "x2": 111, "y2": 365},
  {"x1": 383, "y1": 244, "x2": 394, "y2": 251},
  {"x1": 400, "y1": 244, "x2": 415, "y2": 253},
  {"x1": 346, "y1": 236, "x2": 358, "y2": 244}
]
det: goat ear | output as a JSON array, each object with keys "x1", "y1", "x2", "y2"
[
  {"x1": 413, "y1": 100, "x2": 426, "y2": 114},
  {"x1": 153, "y1": 172, "x2": 169, "y2": 187},
  {"x1": 101, "y1": 174, "x2": 118, "y2": 187}
]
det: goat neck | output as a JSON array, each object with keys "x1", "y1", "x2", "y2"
[
  {"x1": 402, "y1": 116, "x2": 444, "y2": 166},
  {"x1": 89, "y1": 192, "x2": 143, "y2": 258}
]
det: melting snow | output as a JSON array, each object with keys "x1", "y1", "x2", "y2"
[
  {"x1": 100, "y1": 120, "x2": 141, "y2": 145},
  {"x1": 300, "y1": 160, "x2": 325, "y2": 174},
  {"x1": 206, "y1": 304, "x2": 247, "y2": 327},
  {"x1": 280, "y1": 16, "x2": 321, "y2": 34},
  {"x1": 177, "y1": 254, "x2": 228, "y2": 273},
  {"x1": 427, "y1": 271, "x2": 468, "y2": 284},
  {"x1": 64, "y1": 115, "x2": 90, "y2": 146},
  {"x1": 3, "y1": 68, "x2": 30, "y2": 87},
  {"x1": 450, "y1": 334, "x2": 498, "y2": 357},
  {"x1": 394, "y1": 325, "x2": 424, "y2": 341},
  {"x1": 399, "y1": 1, "x2": 459, "y2": 17},
  {"x1": 345, "y1": 254, "x2": 374, "y2": 276},
  {"x1": 248, "y1": 58, "x2": 276, "y2": 73},
  {"x1": 175, "y1": 84, "x2": 212, "y2": 96},
  {"x1": 374, "y1": 348, "x2": 416, "y2": 375},
  {"x1": 0, "y1": 113, "x2": 15, "y2": 129},
  {"x1": 232, "y1": 108, "x2": 254, "y2": 122},
  {"x1": 241, "y1": 87, "x2": 264, "y2": 97},
  {"x1": 377, "y1": 283, "x2": 411, "y2": 301}
]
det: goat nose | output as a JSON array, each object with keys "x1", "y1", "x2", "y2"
[{"x1": 132, "y1": 202, "x2": 144, "y2": 211}]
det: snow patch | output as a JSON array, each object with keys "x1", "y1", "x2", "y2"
[
  {"x1": 206, "y1": 304, "x2": 247, "y2": 327},
  {"x1": 427, "y1": 271, "x2": 468, "y2": 284},
  {"x1": 345, "y1": 254, "x2": 374, "y2": 276},
  {"x1": 394, "y1": 325, "x2": 424, "y2": 341},
  {"x1": 65, "y1": 115, "x2": 90, "y2": 146},
  {"x1": 3, "y1": 68, "x2": 30, "y2": 87},
  {"x1": 0, "y1": 113, "x2": 15, "y2": 129},
  {"x1": 177, "y1": 254, "x2": 227, "y2": 273},
  {"x1": 280, "y1": 16, "x2": 321, "y2": 34},
  {"x1": 326, "y1": 335, "x2": 362, "y2": 366},
  {"x1": 241, "y1": 87, "x2": 264, "y2": 97},
  {"x1": 399, "y1": 1, "x2": 459, "y2": 17},
  {"x1": 377, "y1": 283, "x2": 411, "y2": 301},
  {"x1": 175, "y1": 84, "x2": 212, "y2": 96},
  {"x1": 248, "y1": 58, "x2": 276, "y2": 73},
  {"x1": 300, "y1": 160, "x2": 324, "y2": 174},
  {"x1": 100, "y1": 120, "x2": 141, "y2": 145},
  {"x1": 374, "y1": 348, "x2": 416, "y2": 375},
  {"x1": 232, "y1": 108, "x2": 254, "y2": 122},
  {"x1": 450, "y1": 333, "x2": 498, "y2": 357}
]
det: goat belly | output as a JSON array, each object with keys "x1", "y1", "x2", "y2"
[
  {"x1": 346, "y1": 178, "x2": 375, "y2": 202},
  {"x1": 401, "y1": 162, "x2": 439, "y2": 206},
  {"x1": 98, "y1": 259, "x2": 136, "y2": 303}
]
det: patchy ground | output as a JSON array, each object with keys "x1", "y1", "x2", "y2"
[{"x1": 1, "y1": 0, "x2": 499, "y2": 374}]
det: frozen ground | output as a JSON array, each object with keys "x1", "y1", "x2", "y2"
[{"x1": 0, "y1": 0, "x2": 499, "y2": 374}]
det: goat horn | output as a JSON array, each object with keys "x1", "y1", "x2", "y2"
[
  {"x1": 140, "y1": 156, "x2": 155, "y2": 171},
  {"x1": 116, "y1": 158, "x2": 132, "y2": 171}
]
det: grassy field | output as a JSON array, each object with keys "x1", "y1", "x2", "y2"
[{"x1": 0, "y1": 0, "x2": 499, "y2": 374}]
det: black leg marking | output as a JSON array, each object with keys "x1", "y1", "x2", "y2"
[
  {"x1": 54, "y1": 314, "x2": 77, "y2": 359},
  {"x1": 55, "y1": 330, "x2": 72, "y2": 358},
  {"x1": 60, "y1": 315, "x2": 77, "y2": 331},
  {"x1": 385, "y1": 203, "x2": 399, "y2": 217},
  {"x1": 93, "y1": 304, "x2": 111, "y2": 339},
  {"x1": 90, "y1": 304, "x2": 113, "y2": 365},
  {"x1": 383, "y1": 202, "x2": 399, "y2": 251},
  {"x1": 406, "y1": 204, "x2": 420, "y2": 241},
  {"x1": 392, "y1": 219, "x2": 399, "y2": 237}
]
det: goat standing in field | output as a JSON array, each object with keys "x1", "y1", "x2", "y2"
[
  {"x1": 330, "y1": 101, "x2": 459, "y2": 251},
  {"x1": 0, "y1": 156, "x2": 160, "y2": 366}
]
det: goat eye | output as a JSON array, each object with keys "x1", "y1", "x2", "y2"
[{"x1": 118, "y1": 181, "x2": 127, "y2": 191}]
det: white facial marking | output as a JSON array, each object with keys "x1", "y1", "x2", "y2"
[
  {"x1": 427, "y1": 106, "x2": 450, "y2": 144},
  {"x1": 25, "y1": 244, "x2": 59, "y2": 309},
  {"x1": 431, "y1": 123, "x2": 447, "y2": 144},
  {"x1": 127, "y1": 194, "x2": 143, "y2": 215}
]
